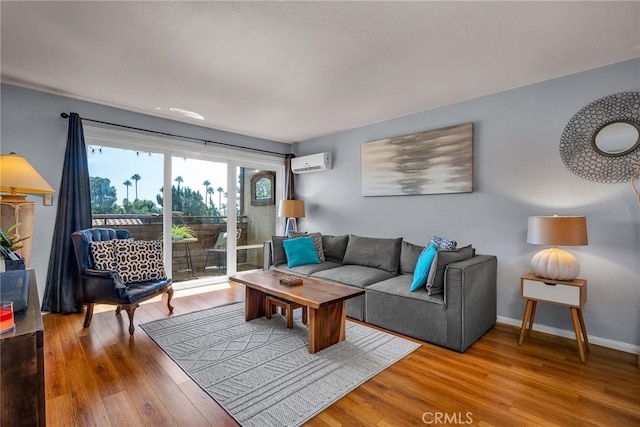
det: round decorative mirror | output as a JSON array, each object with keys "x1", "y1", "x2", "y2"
[
  {"x1": 559, "y1": 91, "x2": 640, "y2": 183},
  {"x1": 593, "y1": 121, "x2": 640, "y2": 156}
]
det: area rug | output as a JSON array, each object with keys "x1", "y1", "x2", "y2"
[{"x1": 141, "y1": 302, "x2": 420, "y2": 427}]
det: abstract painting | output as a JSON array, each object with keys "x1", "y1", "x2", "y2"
[{"x1": 361, "y1": 123, "x2": 474, "y2": 196}]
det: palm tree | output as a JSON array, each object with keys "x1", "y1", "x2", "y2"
[
  {"x1": 207, "y1": 187, "x2": 215, "y2": 210},
  {"x1": 203, "y1": 180, "x2": 210, "y2": 197},
  {"x1": 174, "y1": 176, "x2": 184, "y2": 211},
  {"x1": 217, "y1": 187, "x2": 224, "y2": 212},
  {"x1": 131, "y1": 174, "x2": 141, "y2": 200},
  {"x1": 123, "y1": 180, "x2": 132, "y2": 200}
]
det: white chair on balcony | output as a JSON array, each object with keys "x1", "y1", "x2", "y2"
[{"x1": 203, "y1": 229, "x2": 241, "y2": 270}]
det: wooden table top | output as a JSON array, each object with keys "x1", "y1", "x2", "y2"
[
  {"x1": 0, "y1": 269, "x2": 42, "y2": 344},
  {"x1": 230, "y1": 270, "x2": 364, "y2": 309}
]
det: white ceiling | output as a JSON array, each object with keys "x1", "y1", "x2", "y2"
[{"x1": 1, "y1": 1, "x2": 639, "y2": 143}]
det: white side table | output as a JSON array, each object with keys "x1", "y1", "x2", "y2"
[{"x1": 518, "y1": 273, "x2": 590, "y2": 363}]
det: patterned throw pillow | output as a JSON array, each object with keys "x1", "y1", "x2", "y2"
[
  {"x1": 288, "y1": 231, "x2": 325, "y2": 261},
  {"x1": 112, "y1": 240, "x2": 166, "y2": 284},
  {"x1": 90, "y1": 241, "x2": 116, "y2": 270},
  {"x1": 429, "y1": 236, "x2": 457, "y2": 250}
]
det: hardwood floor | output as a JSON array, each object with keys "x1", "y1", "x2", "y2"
[{"x1": 43, "y1": 282, "x2": 639, "y2": 426}]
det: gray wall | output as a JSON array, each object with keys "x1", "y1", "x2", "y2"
[
  {"x1": 294, "y1": 58, "x2": 640, "y2": 350},
  {"x1": 0, "y1": 84, "x2": 290, "y2": 297}
]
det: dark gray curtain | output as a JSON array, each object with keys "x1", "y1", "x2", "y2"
[
  {"x1": 283, "y1": 154, "x2": 296, "y2": 230},
  {"x1": 284, "y1": 153, "x2": 295, "y2": 199},
  {"x1": 42, "y1": 113, "x2": 92, "y2": 313}
]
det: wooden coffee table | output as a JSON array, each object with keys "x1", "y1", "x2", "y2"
[{"x1": 230, "y1": 270, "x2": 364, "y2": 353}]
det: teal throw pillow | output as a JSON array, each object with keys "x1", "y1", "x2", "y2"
[
  {"x1": 410, "y1": 243, "x2": 437, "y2": 292},
  {"x1": 282, "y1": 236, "x2": 321, "y2": 268}
]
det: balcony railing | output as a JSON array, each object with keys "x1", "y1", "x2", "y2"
[{"x1": 91, "y1": 214, "x2": 260, "y2": 282}]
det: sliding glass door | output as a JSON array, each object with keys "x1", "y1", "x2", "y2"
[
  {"x1": 169, "y1": 156, "x2": 229, "y2": 282},
  {"x1": 85, "y1": 125, "x2": 284, "y2": 289}
]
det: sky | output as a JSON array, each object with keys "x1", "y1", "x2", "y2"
[{"x1": 87, "y1": 146, "x2": 228, "y2": 207}]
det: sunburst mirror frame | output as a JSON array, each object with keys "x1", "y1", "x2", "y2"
[{"x1": 559, "y1": 91, "x2": 640, "y2": 183}]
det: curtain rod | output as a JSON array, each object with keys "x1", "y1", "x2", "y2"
[{"x1": 60, "y1": 112, "x2": 288, "y2": 157}]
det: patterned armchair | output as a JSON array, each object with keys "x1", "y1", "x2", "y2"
[{"x1": 71, "y1": 228, "x2": 173, "y2": 335}]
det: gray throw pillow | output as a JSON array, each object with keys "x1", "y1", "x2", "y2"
[
  {"x1": 271, "y1": 236, "x2": 288, "y2": 266},
  {"x1": 426, "y1": 245, "x2": 474, "y2": 296},
  {"x1": 342, "y1": 234, "x2": 402, "y2": 274},
  {"x1": 322, "y1": 235, "x2": 349, "y2": 263},
  {"x1": 400, "y1": 240, "x2": 425, "y2": 274}
]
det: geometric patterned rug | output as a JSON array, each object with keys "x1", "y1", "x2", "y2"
[{"x1": 140, "y1": 302, "x2": 420, "y2": 427}]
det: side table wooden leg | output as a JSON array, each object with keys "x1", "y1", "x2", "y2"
[
  {"x1": 570, "y1": 307, "x2": 586, "y2": 363},
  {"x1": 519, "y1": 300, "x2": 534, "y2": 346},
  {"x1": 576, "y1": 308, "x2": 590, "y2": 351},
  {"x1": 527, "y1": 301, "x2": 538, "y2": 337}
]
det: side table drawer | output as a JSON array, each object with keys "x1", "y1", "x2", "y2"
[{"x1": 522, "y1": 279, "x2": 581, "y2": 306}]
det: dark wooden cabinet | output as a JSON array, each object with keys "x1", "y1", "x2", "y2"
[{"x1": 0, "y1": 270, "x2": 45, "y2": 426}]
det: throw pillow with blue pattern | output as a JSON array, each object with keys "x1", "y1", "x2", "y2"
[{"x1": 429, "y1": 236, "x2": 457, "y2": 250}]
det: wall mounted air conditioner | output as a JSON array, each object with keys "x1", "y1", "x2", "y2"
[{"x1": 291, "y1": 152, "x2": 332, "y2": 174}]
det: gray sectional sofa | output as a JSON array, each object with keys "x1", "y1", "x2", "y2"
[{"x1": 263, "y1": 233, "x2": 497, "y2": 352}]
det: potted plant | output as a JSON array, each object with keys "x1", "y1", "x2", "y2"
[
  {"x1": 0, "y1": 223, "x2": 29, "y2": 270},
  {"x1": 171, "y1": 224, "x2": 196, "y2": 240},
  {"x1": 0, "y1": 223, "x2": 29, "y2": 253}
]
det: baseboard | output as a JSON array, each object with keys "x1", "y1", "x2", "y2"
[{"x1": 497, "y1": 316, "x2": 640, "y2": 356}]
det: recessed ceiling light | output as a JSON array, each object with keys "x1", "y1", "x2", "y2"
[{"x1": 169, "y1": 107, "x2": 204, "y2": 120}]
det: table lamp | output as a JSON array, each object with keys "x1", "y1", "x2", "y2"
[
  {"x1": 0, "y1": 152, "x2": 55, "y2": 267},
  {"x1": 278, "y1": 200, "x2": 305, "y2": 234},
  {"x1": 527, "y1": 215, "x2": 588, "y2": 281}
]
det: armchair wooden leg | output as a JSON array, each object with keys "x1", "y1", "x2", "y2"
[
  {"x1": 115, "y1": 305, "x2": 122, "y2": 315},
  {"x1": 122, "y1": 304, "x2": 139, "y2": 335},
  {"x1": 83, "y1": 303, "x2": 95, "y2": 328},
  {"x1": 166, "y1": 287, "x2": 174, "y2": 314}
]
